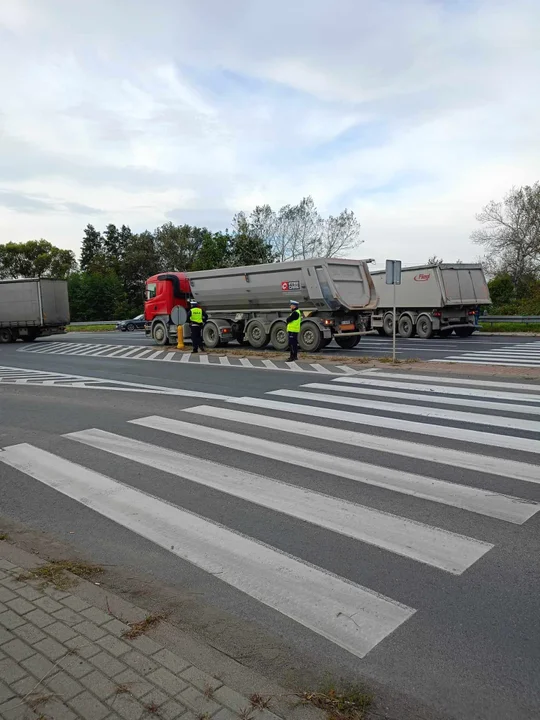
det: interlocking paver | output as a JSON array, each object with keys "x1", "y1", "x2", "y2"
[
  {"x1": 122, "y1": 650, "x2": 158, "y2": 675},
  {"x1": 73, "y1": 620, "x2": 107, "y2": 641},
  {"x1": 21, "y1": 652, "x2": 56, "y2": 678},
  {"x1": 45, "y1": 670, "x2": 85, "y2": 700},
  {"x1": 35, "y1": 635, "x2": 68, "y2": 660},
  {"x1": 38, "y1": 697, "x2": 78, "y2": 720},
  {"x1": 0, "y1": 626, "x2": 15, "y2": 645},
  {"x1": 126, "y1": 634, "x2": 161, "y2": 655},
  {"x1": 58, "y1": 653, "x2": 94, "y2": 679},
  {"x1": 1, "y1": 638, "x2": 35, "y2": 662},
  {"x1": 16, "y1": 585, "x2": 43, "y2": 602},
  {"x1": 0, "y1": 680, "x2": 16, "y2": 704},
  {"x1": 43, "y1": 586, "x2": 70, "y2": 601},
  {"x1": 5, "y1": 598, "x2": 34, "y2": 615},
  {"x1": 101, "y1": 619, "x2": 129, "y2": 637},
  {"x1": 81, "y1": 607, "x2": 112, "y2": 626},
  {"x1": 158, "y1": 698, "x2": 189, "y2": 720},
  {"x1": 97, "y1": 635, "x2": 131, "y2": 658},
  {"x1": 24, "y1": 608, "x2": 55, "y2": 628},
  {"x1": 177, "y1": 686, "x2": 221, "y2": 716},
  {"x1": 34, "y1": 595, "x2": 64, "y2": 613},
  {"x1": 55, "y1": 607, "x2": 87, "y2": 626},
  {"x1": 108, "y1": 692, "x2": 145, "y2": 720},
  {"x1": 46, "y1": 620, "x2": 78, "y2": 643},
  {"x1": 180, "y1": 665, "x2": 222, "y2": 693},
  {"x1": 112, "y1": 669, "x2": 153, "y2": 699},
  {"x1": 0, "y1": 587, "x2": 17, "y2": 603},
  {"x1": 9, "y1": 674, "x2": 38, "y2": 698},
  {"x1": 89, "y1": 651, "x2": 127, "y2": 677},
  {"x1": 65, "y1": 636, "x2": 101, "y2": 659},
  {"x1": 12, "y1": 622, "x2": 46, "y2": 645},
  {"x1": 0, "y1": 696, "x2": 30, "y2": 720},
  {"x1": 69, "y1": 690, "x2": 109, "y2": 720},
  {"x1": 0, "y1": 560, "x2": 15, "y2": 571},
  {"x1": 62, "y1": 595, "x2": 90, "y2": 612},
  {"x1": 0, "y1": 657, "x2": 28, "y2": 684},
  {"x1": 80, "y1": 669, "x2": 117, "y2": 701},
  {"x1": 153, "y1": 648, "x2": 191, "y2": 675},
  {"x1": 147, "y1": 667, "x2": 188, "y2": 696},
  {"x1": 0, "y1": 610, "x2": 25, "y2": 630}
]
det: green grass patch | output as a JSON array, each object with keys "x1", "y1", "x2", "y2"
[
  {"x1": 301, "y1": 682, "x2": 373, "y2": 719},
  {"x1": 479, "y1": 322, "x2": 540, "y2": 333},
  {"x1": 66, "y1": 324, "x2": 117, "y2": 332},
  {"x1": 20, "y1": 560, "x2": 104, "y2": 589}
]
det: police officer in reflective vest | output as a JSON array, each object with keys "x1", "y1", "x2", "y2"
[
  {"x1": 187, "y1": 300, "x2": 208, "y2": 354},
  {"x1": 285, "y1": 300, "x2": 301, "y2": 362}
]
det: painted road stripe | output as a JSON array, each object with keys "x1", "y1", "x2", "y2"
[
  {"x1": 185, "y1": 405, "x2": 540, "y2": 487},
  {"x1": 68, "y1": 427, "x2": 493, "y2": 573},
  {"x1": 227, "y1": 396, "x2": 540, "y2": 454},
  {"x1": 133, "y1": 416, "x2": 537, "y2": 526},
  {"x1": 268, "y1": 390, "x2": 540, "y2": 433},
  {"x1": 331, "y1": 376, "x2": 540, "y2": 404},
  {"x1": 302, "y1": 382, "x2": 540, "y2": 416},
  {"x1": 438, "y1": 359, "x2": 540, "y2": 368},
  {"x1": 219, "y1": 356, "x2": 231, "y2": 366},
  {"x1": 0, "y1": 443, "x2": 414, "y2": 658},
  {"x1": 360, "y1": 372, "x2": 540, "y2": 393}
]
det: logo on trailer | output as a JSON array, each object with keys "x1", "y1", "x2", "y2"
[
  {"x1": 281, "y1": 280, "x2": 300, "y2": 291},
  {"x1": 414, "y1": 273, "x2": 431, "y2": 282}
]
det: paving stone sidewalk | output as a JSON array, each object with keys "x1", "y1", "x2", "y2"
[{"x1": 0, "y1": 555, "x2": 314, "y2": 720}]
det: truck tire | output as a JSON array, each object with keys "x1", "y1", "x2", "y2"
[
  {"x1": 383, "y1": 312, "x2": 395, "y2": 336},
  {"x1": 299, "y1": 321, "x2": 323, "y2": 352},
  {"x1": 398, "y1": 315, "x2": 415, "y2": 338},
  {"x1": 335, "y1": 335, "x2": 360, "y2": 349},
  {"x1": 270, "y1": 321, "x2": 289, "y2": 351},
  {"x1": 152, "y1": 322, "x2": 169, "y2": 346},
  {"x1": 416, "y1": 315, "x2": 433, "y2": 339},
  {"x1": 0, "y1": 329, "x2": 13, "y2": 343},
  {"x1": 455, "y1": 327, "x2": 475, "y2": 338},
  {"x1": 203, "y1": 322, "x2": 221, "y2": 348},
  {"x1": 246, "y1": 320, "x2": 269, "y2": 349},
  {"x1": 322, "y1": 337, "x2": 333, "y2": 348},
  {"x1": 376, "y1": 328, "x2": 386, "y2": 336}
]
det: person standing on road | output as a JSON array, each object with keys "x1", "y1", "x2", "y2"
[
  {"x1": 187, "y1": 299, "x2": 208, "y2": 354},
  {"x1": 285, "y1": 300, "x2": 301, "y2": 362}
]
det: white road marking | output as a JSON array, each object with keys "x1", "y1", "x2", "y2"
[
  {"x1": 262, "y1": 360, "x2": 279, "y2": 369},
  {"x1": 438, "y1": 359, "x2": 540, "y2": 368},
  {"x1": 359, "y1": 372, "x2": 540, "y2": 393},
  {"x1": 0, "y1": 443, "x2": 414, "y2": 658},
  {"x1": 185, "y1": 405, "x2": 540, "y2": 487},
  {"x1": 226, "y1": 396, "x2": 540, "y2": 454},
  {"x1": 219, "y1": 356, "x2": 231, "y2": 366},
  {"x1": 68, "y1": 427, "x2": 493, "y2": 573},
  {"x1": 302, "y1": 382, "x2": 540, "y2": 416},
  {"x1": 331, "y1": 376, "x2": 540, "y2": 403},
  {"x1": 268, "y1": 390, "x2": 540, "y2": 433},
  {"x1": 133, "y1": 416, "x2": 537, "y2": 526}
]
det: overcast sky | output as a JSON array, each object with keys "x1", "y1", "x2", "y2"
[{"x1": 1, "y1": 0, "x2": 538, "y2": 267}]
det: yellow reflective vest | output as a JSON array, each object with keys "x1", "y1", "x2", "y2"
[
  {"x1": 287, "y1": 311, "x2": 301, "y2": 333},
  {"x1": 190, "y1": 307, "x2": 203, "y2": 324}
]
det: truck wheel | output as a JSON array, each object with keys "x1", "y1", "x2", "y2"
[
  {"x1": 322, "y1": 337, "x2": 333, "y2": 348},
  {"x1": 203, "y1": 323, "x2": 221, "y2": 348},
  {"x1": 416, "y1": 315, "x2": 433, "y2": 339},
  {"x1": 455, "y1": 327, "x2": 475, "y2": 338},
  {"x1": 335, "y1": 335, "x2": 360, "y2": 349},
  {"x1": 383, "y1": 312, "x2": 395, "y2": 336},
  {"x1": 270, "y1": 322, "x2": 289, "y2": 351},
  {"x1": 299, "y1": 321, "x2": 323, "y2": 352},
  {"x1": 152, "y1": 322, "x2": 169, "y2": 346},
  {"x1": 0, "y1": 329, "x2": 13, "y2": 343},
  {"x1": 398, "y1": 315, "x2": 415, "y2": 338},
  {"x1": 246, "y1": 320, "x2": 269, "y2": 349}
]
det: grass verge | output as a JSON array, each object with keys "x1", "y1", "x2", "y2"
[
  {"x1": 178, "y1": 347, "x2": 420, "y2": 366},
  {"x1": 122, "y1": 612, "x2": 166, "y2": 639},
  {"x1": 66, "y1": 324, "x2": 117, "y2": 332},
  {"x1": 19, "y1": 560, "x2": 104, "y2": 590},
  {"x1": 479, "y1": 322, "x2": 540, "y2": 333},
  {"x1": 301, "y1": 683, "x2": 373, "y2": 719}
]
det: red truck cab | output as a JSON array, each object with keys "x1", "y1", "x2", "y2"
[{"x1": 144, "y1": 272, "x2": 192, "y2": 344}]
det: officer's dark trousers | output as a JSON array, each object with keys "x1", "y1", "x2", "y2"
[
  {"x1": 191, "y1": 324, "x2": 203, "y2": 352},
  {"x1": 288, "y1": 332, "x2": 298, "y2": 360}
]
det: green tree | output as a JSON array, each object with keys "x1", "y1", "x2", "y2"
[
  {"x1": 80, "y1": 224, "x2": 105, "y2": 273},
  {"x1": 0, "y1": 240, "x2": 76, "y2": 279},
  {"x1": 487, "y1": 274, "x2": 514, "y2": 306},
  {"x1": 121, "y1": 231, "x2": 161, "y2": 311},
  {"x1": 192, "y1": 231, "x2": 232, "y2": 270},
  {"x1": 68, "y1": 272, "x2": 129, "y2": 322},
  {"x1": 154, "y1": 223, "x2": 211, "y2": 271}
]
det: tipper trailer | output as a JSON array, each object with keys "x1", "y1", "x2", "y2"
[
  {"x1": 369, "y1": 263, "x2": 491, "y2": 338},
  {"x1": 145, "y1": 257, "x2": 377, "y2": 352},
  {"x1": 0, "y1": 278, "x2": 70, "y2": 343}
]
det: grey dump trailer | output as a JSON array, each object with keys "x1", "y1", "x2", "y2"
[
  {"x1": 147, "y1": 257, "x2": 377, "y2": 351},
  {"x1": 0, "y1": 278, "x2": 70, "y2": 343},
  {"x1": 369, "y1": 263, "x2": 491, "y2": 338}
]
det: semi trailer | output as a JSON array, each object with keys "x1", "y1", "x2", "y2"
[
  {"x1": 0, "y1": 278, "x2": 70, "y2": 343},
  {"x1": 145, "y1": 257, "x2": 377, "y2": 351},
  {"x1": 368, "y1": 263, "x2": 491, "y2": 338}
]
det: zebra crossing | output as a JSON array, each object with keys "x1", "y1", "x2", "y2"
[
  {"x1": 17, "y1": 340, "x2": 362, "y2": 375},
  {"x1": 1, "y1": 371, "x2": 539, "y2": 660},
  {"x1": 437, "y1": 339, "x2": 540, "y2": 367}
]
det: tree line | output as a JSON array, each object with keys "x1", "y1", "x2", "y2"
[
  {"x1": 0, "y1": 197, "x2": 362, "y2": 321},
  {"x1": 1, "y1": 185, "x2": 538, "y2": 320}
]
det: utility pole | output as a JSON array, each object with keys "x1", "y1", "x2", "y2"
[{"x1": 385, "y1": 259, "x2": 402, "y2": 363}]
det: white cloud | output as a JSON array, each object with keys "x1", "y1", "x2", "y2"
[{"x1": 0, "y1": 0, "x2": 539, "y2": 265}]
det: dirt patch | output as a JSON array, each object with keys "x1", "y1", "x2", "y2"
[{"x1": 19, "y1": 560, "x2": 104, "y2": 590}]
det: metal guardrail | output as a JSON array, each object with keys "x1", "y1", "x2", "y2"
[{"x1": 480, "y1": 315, "x2": 540, "y2": 324}]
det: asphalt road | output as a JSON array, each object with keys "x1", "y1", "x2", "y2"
[{"x1": 1, "y1": 345, "x2": 539, "y2": 720}]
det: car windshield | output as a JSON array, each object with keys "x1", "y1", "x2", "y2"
[{"x1": 134, "y1": 314, "x2": 143, "y2": 320}]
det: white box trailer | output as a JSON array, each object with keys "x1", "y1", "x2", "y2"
[
  {"x1": 0, "y1": 278, "x2": 70, "y2": 343},
  {"x1": 369, "y1": 264, "x2": 491, "y2": 338}
]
